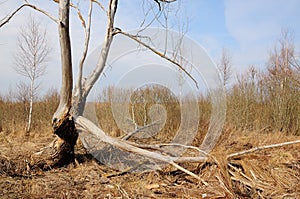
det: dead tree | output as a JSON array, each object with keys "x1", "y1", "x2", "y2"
[{"x1": 1, "y1": 0, "x2": 217, "y2": 180}]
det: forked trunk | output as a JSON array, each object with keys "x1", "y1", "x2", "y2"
[{"x1": 30, "y1": 0, "x2": 118, "y2": 169}]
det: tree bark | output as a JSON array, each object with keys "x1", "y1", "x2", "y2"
[
  {"x1": 27, "y1": 0, "x2": 77, "y2": 168},
  {"x1": 48, "y1": 0, "x2": 77, "y2": 167},
  {"x1": 71, "y1": 94, "x2": 87, "y2": 117}
]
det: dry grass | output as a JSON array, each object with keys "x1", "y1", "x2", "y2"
[
  {"x1": 0, "y1": 122, "x2": 299, "y2": 198},
  {"x1": 1, "y1": 69, "x2": 300, "y2": 198}
]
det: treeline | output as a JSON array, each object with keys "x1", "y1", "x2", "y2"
[
  {"x1": 227, "y1": 66, "x2": 299, "y2": 134},
  {"x1": 226, "y1": 31, "x2": 300, "y2": 134},
  {"x1": 0, "y1": 88, "x2": 59, "y2": 134},
  {"x1": 0, "y1": 66, "x2": 299, "y2": 136}
]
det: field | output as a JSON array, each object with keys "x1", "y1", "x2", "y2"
[
  {"x1": 0, "y1": 123, "x2": 299, "y2": 198},
  {"x1": 0, "y1": 84, "x2": 299, "y2": 198}
]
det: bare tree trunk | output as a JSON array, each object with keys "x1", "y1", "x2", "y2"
[
  {"x1": 49, "y1": 0, "x2": 78, "y2": 167},
  {"x1": 30, "y1": 0, "x2": 77, "y2": 168},
  {"x1": 29, "y1": 0, "x2": 117, "y2": 168},
  {"x1": 26, "y1": 77, "x2": 34, "y2": 134}
]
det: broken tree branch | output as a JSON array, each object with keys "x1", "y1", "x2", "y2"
[
  {"x1": 75, "y1": 116, "x2": 207, "y2": 181},
  {"x1": 227, "y1": 139, "x2": 300, "y2": 159}
]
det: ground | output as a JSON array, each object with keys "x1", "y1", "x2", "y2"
[{"x1": 0, "y1": 127, "x2": 299, "y2": 198}]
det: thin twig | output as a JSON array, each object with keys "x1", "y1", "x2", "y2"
[
  {"x1": 92, "y1": 0, "x2": 107, "y2": 14},
  {"x1": 70, "y1": 3, "x2": 86, "y2": 28},
  {"x1": 215, "y1": 175, "x2": 234, "y2": 197},
  {"x1": 170, "y1": 161, "x2": 208, "y2": 185}
]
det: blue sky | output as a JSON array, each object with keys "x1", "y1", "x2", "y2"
[{"x1": 0, "y1": 0, "x2": 300, "y2": 95}]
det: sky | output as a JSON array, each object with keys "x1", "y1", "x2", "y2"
[{"x1": 0, "y1": 0, "x2": 300, "y2": 96}]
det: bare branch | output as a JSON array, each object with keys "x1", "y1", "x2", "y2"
[
  {"x1": 115, "y1": 30, "x2": 199, "y2": 88},
  {"x1": 140, "y1": 1, "x2": 163, "y2": 31},
  {"x1": 70, "y1": 3, "x2": 86, "y2": 28},
  {"x1": 92, "y1": 0, "x2": 107, "y2": 14},
  {"x1": 83, "y1": 0, "x2": 118, "y2": 96},
  {"x1": 154, "y1": 0, "x2": 177, "y2": 11},
  {"x1": 0, "y1": 3, "x2": 58, "y2": 28},
  {"x1": 74, "y1": 0, "x2": 93, "y2": 99},
  {"x1": 227, "y1": 139, "x2": 300, "y2": 159},
  {"x1": 1, "y1": 4, "x2": 25, "y2": 27}
]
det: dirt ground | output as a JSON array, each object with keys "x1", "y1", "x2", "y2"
[{"x1": 0, "y1": 128, "x2": 299, "y2": 198}]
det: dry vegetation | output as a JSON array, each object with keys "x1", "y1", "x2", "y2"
[{"x1": 1, "y1": 34, "x2": 300, "y2": 198}]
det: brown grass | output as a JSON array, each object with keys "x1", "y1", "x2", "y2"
[{"x1": 1, "y1": 122, "x2": 299, "y2": 198}]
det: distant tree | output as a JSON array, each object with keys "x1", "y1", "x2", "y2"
[
  {"x1": 264, "y1": 29, "x2": 300, "y2": 132},
  {"x1": 217, "y1": 48, "x2": 232, "y2": 89},
  {"x1": 266, "y1": 30, "x2": 299, "y2": 91},
  {"x1": 13, "y1": 16, "x2": 50, "y2": 134}
]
